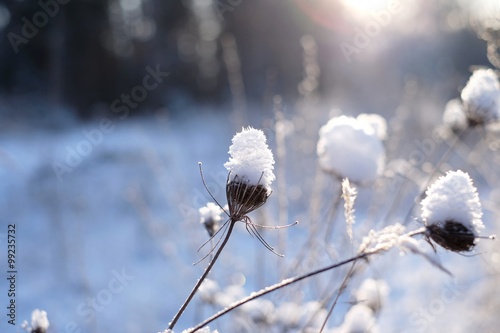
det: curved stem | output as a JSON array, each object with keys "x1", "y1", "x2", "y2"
[
  {"x1": 184, "y1": 252, "x2": 373, "y2": 333},
  {"x1": 168, "y1": 221, "x2": 236, "y2": 330}
]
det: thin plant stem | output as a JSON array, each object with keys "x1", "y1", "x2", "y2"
[
  {"x1": 402, "y1": 130, "x2": 464, "y2": 225},
  {"x1": 168, "y1": 221, "x2": 236, "y2": 330},
  {"x1": 319, "y1": 262, "x2": 357, "y2": 333},
  {"x1": 275, "y1": 105, "x2": 288, "y2": 277},
  {"x1": 184, "y1": 252, "x2": 373, "y2": 333},
  {"x1": 285, "y1": 181, "x2": 342, "y2": 277}
]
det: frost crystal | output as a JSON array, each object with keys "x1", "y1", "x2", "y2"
[
  {"x1": 342, "y1": 178, "x2": 357, "y2": 242},
  {"x1": 224, "y1": 127, "x2": 275, "y2": 191},
  {"x1": 421, "y1": 170, "x2": 483, "y2": 237},
  {"x1": 358, "y1": 223, "x2": 406, "y2": 254},
  {"x1": 31, "y1": 309, "x2": 50, "y2": 333},
  {"x1": 317, "y1": 115, "x2": 385, "y2": 183},
  {"x1": 461, "y1": 68, "x2": 500, "y2": 124}
]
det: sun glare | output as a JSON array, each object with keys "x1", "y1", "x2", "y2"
[{"x1": 340, "y1": 0, "x2": 396, "y2": 15}]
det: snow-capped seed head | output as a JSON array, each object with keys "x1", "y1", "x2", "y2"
[
  {"x1": 421, "y1": 170, "x2": 484, "y2": 252},
  {"x1": 224, "y1": 127, "x2": 275, "y2": 190},
  {"x1": 443, "y1": 98, "x2": 468, "y2": 131},
  {"x1": 224, "y1": 127, "x2": 275, "y2": 217},
  {"x1": 31, "y1": 309, "x2": 49, "y2": 333},
  {"x1": 199, "y1": 202, "x2": 224, "y2": 237},
  {"x1": 317, "y1": 115, "x2": 385, "y2": 183},
  {"x1": 461, "y1": 68, "x2": 500, "y2": 125}
]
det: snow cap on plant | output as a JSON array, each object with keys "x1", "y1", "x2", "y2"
[
  {"x1": 461, "y1": 68, "x2": 500, "y2": 125},
  {"x1": 27, "y1": 309, "x2": 50, "y2": 333},
  {"x1": 199, "y1": 202, "x2": 224, "y2": 237},
  {"x1": 421, "y1": 170, "x2": 484, "y2": 252},
  {"x1": 443, "y1": 98, "x2": 468, "y2": 131},
  {"x1": 224, "y1": 127, "x2": 275, "y2": 217},
  {"x1": 317, "y1": 115, "x2": 385, "y2": 183}
]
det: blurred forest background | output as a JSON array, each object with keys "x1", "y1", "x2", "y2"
[{"x1": 0, "y1": 0, "x2": 496, "y2": 122}]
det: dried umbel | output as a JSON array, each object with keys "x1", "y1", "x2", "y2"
[
  {"x1": 224, "y1": 127, "x2": 275, "y2": 220},
  {"x1": 222, "y1": 127, "x2": 295, "y2": 256},
  {"x1": 22, "y1": 309, "x2": 49, "y2": 333},
  {"x1": 425, "y1": 220, "x2": 476, "y2": 252},
  {"x1": 226, "y1": 174, "x2": 270, "y2": 221},
  {"x1": 199, "y1": 202, "x2": 224, "y2": 237},
  {"x1": 421, "y1": 170, "x2": 486, "y2": 252}
]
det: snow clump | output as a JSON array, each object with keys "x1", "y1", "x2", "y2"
[{"x1": 317, "y1": 115, "x2": 386, "y2": 183}]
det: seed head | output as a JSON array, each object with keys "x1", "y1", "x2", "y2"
[
  {"x1": 199, "y1": 202, "x2": 224, "y2": 237},
  {"x1": 317, "y1": 115, "x2": 386, "y2": 183},
  {"x1": 224, "y1": 127, "x2": 275, "y2": 219},
  {"x1": 421, "y1": 170, "x2": 484, "y2": 252},
  {"x1": 27, "y1": 309, "x2": 50, "y2": 333},
  {"x1": 425, "y1": 220, "x2": 476, "y2": 252},
  {"x1": 461, "y1": 68, "x2": 500, "y2": 125}
]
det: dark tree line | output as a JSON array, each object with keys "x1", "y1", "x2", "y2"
[
  {"x1": 0, "y1": 0, "x2": 490, "y2": 120},
  {"x1": 1, "y1": 0, "x2": 192, "y2": 119}
]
